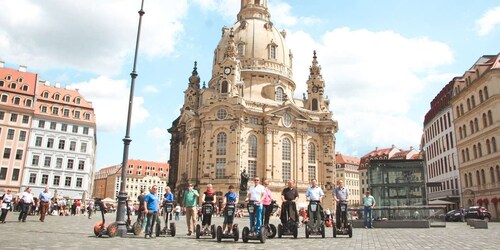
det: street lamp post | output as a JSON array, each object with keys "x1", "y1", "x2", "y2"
[{"x1": 115, "y1": 0, "x2": 145, "y2": 237}]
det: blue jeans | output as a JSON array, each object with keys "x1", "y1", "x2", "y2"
[
  {"x1": 364, "y1": 206, "x2": 373, "y2": 228},
  {"x1": 249, "y1": 204, "x2": 263, "y2": 234}
]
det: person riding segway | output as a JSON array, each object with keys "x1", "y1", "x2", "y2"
[
  {"x1": 216, "y1": 185, "x2": 239, "y2": 242},
  {"x1": 333, "y1": 180, "x2": 352, "y2": 238},
  {"x1": 196, "y1": 184, "x2": 216, "y2": 239},
  {"x1": 156, "y1": 186, "x2": 176, "y2": 237},
  {"x1": 242, "y1": 177, "x2": 266, "y2": 243},
  {"x1": 278, "y1": 180, "x2": 299, "y2": 238},
  {"x1": 304, "y1": 179, "x2": 325, "y2": 238},
  {"x1": 261, "y1": 179, "x2": 277, "y2": 239}
]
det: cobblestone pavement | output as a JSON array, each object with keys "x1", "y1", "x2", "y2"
[{"x1": 1, "y1": 212, "x2": 499, "y2": 249}]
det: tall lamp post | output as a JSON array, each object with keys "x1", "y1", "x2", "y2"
[{"x1": 115, "y1": 0, "x2": 145, "y2": 237}]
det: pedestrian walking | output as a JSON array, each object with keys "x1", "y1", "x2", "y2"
[
  {"x1": 174, "y1": 204, "x2": 181, "y2": 221},
  {"x1": 363, "y1": 190, "x2": 376, "y2": 228},
  {"x1": 0, "y1": 189, "x2": 13, "y2": 223},
  {"x1": 87, "y1": 199, "x2": 95, "y2": 219},
  {"x1": 38, "y1": 186, "x2": 52, "y2": 222},
  {"x1": 183, "y1": 182, "x2": 199, "y2": 236},
  {"x1": 18, "y1": 187, "x2": 35, "y2": 222}
]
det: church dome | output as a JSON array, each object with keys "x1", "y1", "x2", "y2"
[{"x1": 212, "y1": 1, "x2": 293, "y2": 84}]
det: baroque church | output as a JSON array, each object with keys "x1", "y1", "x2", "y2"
[{"x1": 168, "y1": 0, "x2": 339, "y2": 203}]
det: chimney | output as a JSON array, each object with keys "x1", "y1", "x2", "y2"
[
  {"x1": 45, "y1": 80, "x2": 50, "y2": 86},
  {"x1": 19, "y1": 65, "x2": 27, "y2": 72},
  {"x1": 55, "y1": 82, "x2": 61, "y2": 88},
  {"x1": 0, "y1": 61, "x2": 4, "y2": 68}
]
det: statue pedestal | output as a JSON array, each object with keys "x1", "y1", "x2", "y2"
[{"x1": 238, "y1": 191, "x2": 247, "y2": 208}]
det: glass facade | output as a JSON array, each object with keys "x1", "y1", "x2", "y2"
[{"x1": 368, "y1": 160, "x2": 427, "y2": 207}]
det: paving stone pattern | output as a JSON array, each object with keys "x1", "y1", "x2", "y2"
[{"x1": 1, "y1": 212, "x2": 498, "y2": 249}]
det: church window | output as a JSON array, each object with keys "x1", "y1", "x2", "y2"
[
  {"x1": 248, "y1": 135, "x2": 257, "y2": 158},
  {"x1": 283, "y1": 113, "x2": 292, "y2": 127},
  {"x1": 270, "y1": 45, "x2": 277, "y2": 59},
  {"x1": 312, "y1": 99, "x2": 318, "y2": 111},
  {"x1": 216, "y1": 158, "x2": 226, "y2": 179},
  {"x1": 221, "y1": 81, "x2": 229, "y2": 93},
  {"x1": 216, "y1": 132, "x2": 227, "y2": 155},
  {"x1": 282, "y1": 138, "x2": 292, "y2": 181},
  {"x1": 217, "y1": 108, "x2": 228, "y2": 120},
  {"x1": 308, "y1": 143, "x2": 316, "y2": 163},
  {"x1": 275, "y1": 87, "x2": 284, "y2": 101},
  {"x1": 237, "y1": 44, "x2": 244, "y2": 57},
  {"x1": 248, "y1": 160, "x2": 257, "y2": 179}
]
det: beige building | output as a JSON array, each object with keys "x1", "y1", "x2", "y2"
[
  {"x1": 335, "y1": 153, "x2": 360, "y2": 206},
  {"x1": 450, "y1": 54, "x2": 500, "y2": 219},
  {"x1": 168, "y1": 0, "x2": 338, "y2": 204}
]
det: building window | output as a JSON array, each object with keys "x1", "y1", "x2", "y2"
[
  {"x1": 248, "y1": 160, "x2": 257, "y2": 179},
  {"x1": 56, "y1": 158, "x2": 63, "y2": 168},
  {"x1": 237, "y1": 43, "x2": 244, "y2": 56},
  {"x1": 64, "y1": 95, "x2": 70, "y2": 102},
  {"x1": 0, "y1": 168, "x2": 7, "y2": 180},
  {"x1": 25, "y1": 99, "x2": 32, "y2": 107},
  {"x1": 0, "y1": 95, "x2": 7, "y2": 102},
  {"x1": 58, "y1": 140, "x2": 65, "y2": 150},
  {"x1": 0, "y1": 111, "x2": 4, "y2": 120},
  {"x1": 312, "y1": 99, "x2": 318, "y2": 111},
  {"x1": 84, "y1": 113, "x2": 91, "y2": 120},
  {"x1": 7, "y1": 129, "x2": 15, "y2": 140},
  {"x1": 10, "y1": 113, "x2": 18, "y2": 122},
  {"x1": 72, "y1": 125, "x2": 78, "y2": 133},
  {"x1": 53, "y1": 176, "x2": 60, "y2": 186},
  {"x1": 70, "y1": 141, "x2": 76, "y2": 151},
  {"x1": 283, "y1": 113, "x2": 292, "y2": 127},
  {"x1": 10, "y1": 82, "x2": 16, "y2": 89},
  {"x1": 221, "y1": 81, "x2": 228, "y2": 93},
  {"x1": 19, "y1": 131, "x2": 27, "y2": 141},
  {"x1": 308, "y1": 143, "x2": 316, "y2": 163},
  {"x1": 47, "y1": 138, "x2": 54, "y2": 148},
  {"x1": 276, "y1": 87, "x2": 284, "y2": 101},
  {"x1": 75, "y1": 97, "x2": 81, "y2": 104},
  {"x1": 32, "y1": 155, "x2": 40, "y2": 166},
  {"x1": 248, "y1": 135, "x2": 257, "y2": 158},
  {"x1": 282, "y1": 138, "x2": 292, "y2": 181},
  {"x1": 15, "y1": 149, "x2": 23, "y2": 160},
  {"x1": 29, "y1": 173, "x2": 37, "y2": 184},
  {"x1": 54, "y1": 93, "x2": 60, "y2": 100},
  {"x1": 217, "y1": 109, "x2": 228, "y2": 120},
  {"x1": 308, "y1": 166, "x2": 316, "y2": 181},
  {"x1": 76, "y1": 178, "x2": 83, "y2": 188},
  {"x1": 80, "y1": 143, "x2": 87, "y2": 153},
  {"x1": 216, "y1": 158, "x2": 226, "y2": 179},
  {"x1": 65, "y1": 177, "x2": 72, "y2": 187},
  {"x1": 282, "y1": 162, "x2": 291, "y2": 182},
  {"x1": 41, "y1": 174, "x2": 49, "y2": 185},
  {"x1": 269, "y1": 45, "x2": 277, "y2": 59},
  {"x1": 52, "y1": 107, "x2": 59, "y2": 115},
  {"x1": 67, "y1": 159, "x2": 74, "y2": 169},
  {"x1": 11, "y1": 169, "x2": 19, "y2": 181},
  {"x1": 216, "y1": 132, "x2": 227, "y2": 155},
  {"x1": 44, "y1": 156, "x2": 51, "y2": 167},
  {"x1": 78, "y1": 160, "x2": 85, "y2": 170},
  {"x1": 74, "y1": 110, "x2": 80, "y2": 119},
  {"x1": 61, "y1": 124, "x2": 68, "y2": 132},
  {"x1": 22, "y1": 115, "x2": 29, "y2": 124},
  {"x1": 83, "y1": 127, "x2": 89, "y2": 135},
  {"x1": 50, "y1": 122, "x2": 56, "y2": 130},
  {"x1": 63, "y1": 109, "x2": 70, "y2": 117},
  {"x1": 3, "y1": 148, "x2": 11, "y2": 159},
  {"x1": 35, "y1": 137, "x2": 42, "y2": 147},
  {"x1": 13, "y1": 97, "x2": 21, "y2": 105},
  {"x1": 39, "y1": 120, "x2": 45, "y2": 128}
]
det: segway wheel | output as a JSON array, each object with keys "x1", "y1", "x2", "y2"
[
  {"x1": 277, "y1": 224, "x2": 282, "y2": 238},
  {"x1": 107, "y1": 222, "x2": 118, "y2": 238},
  {"x1": 155, "y1": 222, "x2": 161, "y2": 237},
  {"x1": 211, "y1": 224, "x2": 216, "y2": 239},
  {"x1": 293, "y1": 224, "x2": 298, "y2": 239},
  {"x1": 170, "y1": 222, "x2": 176, "y2": 237},
  {"x1": 348, "y1": 224, "x2": 353, "y2": 238},
  {"x1": 268, "y1": 224, "x2": 277, "y2": 238},
  {"x1": 132, "y1": 221, "x2": 142, "y2": 235},
  {"x1": 242, "y1": 227, "x2": 249, "y2": 243},
  {"x1": 259, "y1": 226, "x2": 266, "y2": 243},
  {"x1": 216, "y1": 226, "x2": 223, "y2": 242},
  {"x1": 333, "y1": 227, "x2": 337, "y2": 238},
  {"x1": 233, "y1": 224, "x2": 239, "y2": 242},
  {"x1": 94, "y1": 222, "x2": 104, "y2": 236},
  {"x1": 305, "y1": 225, "x2": 309, "y2": 238},
  {"x1": 195, "y1": 224, "x2": 201, "y2": 239},
  {"x1": 321, "y1": 224, "x2": 325, "y2": 238}
]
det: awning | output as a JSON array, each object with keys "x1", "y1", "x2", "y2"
[
  {"x1": 483, "y1": 198, "x2": 489, "y2": 204},
  {"x1": 428, "y1": 199, "x2": 455, "y2": 205},
  {"x1": 491, "y1": 197, "x2": 498, "y2": 203},
  {"x1": 477, "y1": 199, "x2": 483, "y2": 204}
]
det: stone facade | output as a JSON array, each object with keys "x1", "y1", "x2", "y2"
[{"x1": 168, "y1": 0, "x2": 338, "y2": 205}]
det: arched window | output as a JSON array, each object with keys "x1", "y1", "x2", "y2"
[
  {"x1": 478, "y1": 143, "x2": 482, "y2": 157},
  {"x1": 473, "y1": 145, "x2": 477, "y2": 159},
  {"x1": 25, "y1": 99, "x2": 32, "y2": 107},
  {"x1": 474, "y1": 118, "x2": 479, "y2": 132},
  {"x1": 492, "y1": 137, "x2": 497, "y2": 152},
  {"x1": 464, "y1": 173, "x2": 469, "y2": 187},
  {"x1": 13, "y1": 97, "x2": 21, "y2": 105},
  {"x1": 476, "y1": 170, "x2": 481, "y2": 186},
  {"x1": 248, "y1": 135, "x2": 257, "y2": 158},
  {"x1": 459, "y1": 127, "x2": 463, "y2": 139},
  {"x1": 64, "y1": 95, "x2": 71, "y2": 102},
  {"x1": 471, "y1": 95, "x2": 476, "y2": 108},
  {"x1": 497, "y1": 166, "x2": 500, "y2": 183},
  {"x1": 282, "y1": 138, "x2": 291, "y2": 181},
  {"x1": 484, "y1": 86, "x2": 489, "y2": 99},
  {"x1": 456, "y1": 106, "x2": 460, "y2": 118},
  {"x1": 221, "y1": 81, "x2": 228, "y2": 93},
  {"x1": 467, "y1": 98, "x2": 471, "y2": 111},
  {"x1": 463, "y1": 125, "x2": 467, "y2": 137},
  {"x1": 10, "y1": 82, "x2": 16, "y2": 89},
  {"x1": 469, "y1": 173, "x2": 473, "y2": 187},
  {"x1": 460, "y1": 104, "x2": 464, "y2": 115},
  {"x1": 487, "y1": 110, "x2": 493, "y2": 125},
  {"x1": 22, "y1": 85, "x2": 29, "y2": 91},
  {"x1": 275, "y1": 87, "x2": 284, "y2": 101},
  {"x1": 481, "y1": 169, "x2": 486, "y2": 185},
  {"x1": 486, "y1": 139, "x2": 491, "y2": 154},
  {"x1": 42, "y1": 92, "x2": 49, "y2": 98},
  {"x1": 466, "y1": 148, "x2": 470, "y2": 161},
  {"x1": 470, "y1": 120, "x2": 474, "y2": 134},
  {"x1": 216, "y1": 132, "x2": 227, "y2": 155},
  {"x1": 54, "y1": 93, "x2": 60, "y2": 100},
  {"x1": 483, "y1": 113, "x2": 488, "y2": 128},
  {"x1": 308, "y1": 143, "x2": 316, "y2": 163},
  {"x1": 312, "y1": 99, "x2": 318, "y2": 111},
  {"x1": 490, "y1": 167, "x2": 496, "y2": 183},
  {"x1": 75, "y1": 97, "x2": 81, "y2": 104},
  {"x1": 479, "y1": 90, "x2": 484, "y2": 103},
  {"x1": 237, "y1": 43, "x2": 244, "y2": 57}
]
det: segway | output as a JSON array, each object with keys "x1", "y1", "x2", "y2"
[
  {"x1": 126, "y1": 200, "x2": 142, "y2": 235},
  {"x1": 156, "y1": 201, "x2": 176, "y2": 237},
  {"x1": 262, "y1": 200, "x2": 278, "y2": 239},
  {"x1": 216, "y1": 202, "x2": 239, "y2": 242},
  {"x1": 333, "y1": 202, "x2": 352, "y2": 238},
  {"x1": 277, "y1": 201, "x2": 298, "y2": 238},
  {"x1": 195, "y1": 202, "x2": 216, "y2": 239},
  {"x1": 242, "y1": 201, "x2": 266, "y2": 243},
  {"x1": 93, "y1": 201, "x2": 118, "y2": 238},
  {"x1": 304, "y1": 200, "x2": 325, "y2": 238}
]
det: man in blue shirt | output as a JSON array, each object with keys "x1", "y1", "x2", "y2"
[
  {"x1": 38, "y1": 186, "x2": 52, "y2": 222},
  {"x1": 143, "y1": 185, "x2": 160, "y2": 238},
  {"x1": 163, "y1": 186, "x2": 174, "y2": 221}
]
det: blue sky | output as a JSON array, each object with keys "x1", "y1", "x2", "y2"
[{"x1": 0, "y1": 0, "x2": 499, "y2": 170}]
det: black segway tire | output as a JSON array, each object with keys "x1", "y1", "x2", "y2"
[
  {"x1": 305, "y1": 225, "x2": 309, "y2": 238},
  {"x1": 132, "y1": 221, "x2": 142, "y2": 235},
  {"x1": 196, "y1": 224, "x2": 201, "y2": 239},
  {"x1": 277, "y1": 224, "x2": 282, "y2": 238},
  {"x1": 259, "y1": 226, "x2": 266, "y2": 243},
  {"x1": 216, "y1": 226, "x2": 223, "y2": 242},
  {"x1": 268, "y1": 224, "x2": 277, "y2": 238},
  {"x1": 321, "y1": 224, "x2": 325, "y2": 238},
  {"x1": 348, "y1": 224, "x2": 352, "y2": 238},
  {"x1": 155, "y1": 222, "x2": 161, "y2": 237},
  {"x1": 211, "y1": 224, "x2": 216, "y2": 239},
  {"x1": 233, "y1": 224, "x2": 239, "y2": 242},
  {"x1": 242, "y1": 227, "x2": 249, "y2": 243},
  {"x1": 170, "y1": 222, "x2": 176, "y2": 237},
  {"x1": 333, "y1": 227, "x2": 337, "y2": 238},
  {"x1": 293, "y1": 224, "x2": 298, "y2": 239}
]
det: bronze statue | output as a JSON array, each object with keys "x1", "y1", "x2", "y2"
[{"x1": 240, "y1": 169, "x2": 249, "y2": 191}]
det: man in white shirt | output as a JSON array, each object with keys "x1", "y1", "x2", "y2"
[
  {"x1": 18, "y1": 187, "x2": 35, "y2": 222},
  {"x1": 245, "y1": 177, "x2": 265, "y2": 235},
  {"x1": 305, "y1": 179, "x2": 325, "y2": 223}
]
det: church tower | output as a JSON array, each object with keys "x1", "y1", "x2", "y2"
[{"x1": 169, "y1": 1, "x2": 338, "y2": 203}]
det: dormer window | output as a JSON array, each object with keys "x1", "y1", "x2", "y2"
[
  {"x1": 22, "y1": 85, "x2": 29, "y2": 91},
  {"x1": 75, "y1": 97, "x2": 81, "y2": 104},
  {"x1": 54, "y1": 93, "x2": 60, "y2": 100},
  {"x1": 5, "y1": 75, "x2": 11, "y2": 81},
  {"x1": 42, "y1": 91, "x2": 49, "y2": 98},
  {"x1": 0, "y1": 80, "x2": 4, "y2": 87},
  {"x1": 10, "y1": 82, "x2": 17, "y2": 89},
  {"x1": 64, "y1": 95, "x2": 70, "y2": 102},
  {"x1": 41, "y1": 106, "x2": 48, "y2": 113},
  {"x1": 18, "y1": 78, "x2": 23, "y2": 83},
  {"x1": 52, "y1": 107, "x2": 59, "y2": 115}
]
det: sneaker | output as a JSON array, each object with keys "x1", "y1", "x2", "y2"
[
  {"x1": 186, "y1": 232, "x2": 192, "y2": 236},
  {"x1": 145, "y1": 234, "x2": 150, "y2": 239},
  {"x1": 364, "y1": 226, "x2": 368, "y2": 229}
]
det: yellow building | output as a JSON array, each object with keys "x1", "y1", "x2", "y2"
[
  {"x1": 335, "y1": 153, "x2": 361, "y2": 207},
  {"x1": 168, "y1": 0, "x2": 338, "y2": 204},
  {"x1": 450, "y1": 54, "x2": 500, "y2": 220}
]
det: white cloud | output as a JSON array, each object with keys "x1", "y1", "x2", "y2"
[
  {"x1": 68, "y1": 76, "x2": 150, "y2": 132},
  {"x1": 268, "y1": 1, "x2": 320, "y2": 28},
  {"x1": 147, "y1": 127, "x2": 167, "y2": 139},
  {"x1": 143, "y1": 85, "x2": 159, "y2": 94},
  {"x1": 287, "y1": 27, "x2": 453, "y2": 156},
  {"x1": 193, "y1": 0, "x2": 240, "y2": 21},
  {"x1": 147, "y1": 127, "x2": 170, "y2": 162},
  {"x1": 476, "y1": 6, "x2": 500, "y2": 36},
  {"x1": 0, "y1": 0, "x2": 188, "y2": 75}
]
